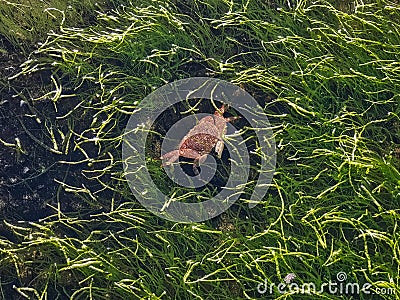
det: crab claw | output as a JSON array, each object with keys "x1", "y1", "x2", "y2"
[
  {"x1": 225, "y1": 115, "x2": 241, "y2": 122},
  {"x1": 214, "y1": 104, "x2": 226, "y2": 116},
  {"x1": 215, "y1": 140, "x2": 224, "y2": 158}
]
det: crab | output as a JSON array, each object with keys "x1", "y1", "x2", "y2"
[{"x1": 160, "y1": 104, "x2": 240, "y2": 174}]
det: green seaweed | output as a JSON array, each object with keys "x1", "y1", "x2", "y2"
[{"x1": 0, "y1": 0, "x2": 399, "y2": 299}]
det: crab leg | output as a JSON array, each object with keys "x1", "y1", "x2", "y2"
[
  {"x1": 160, "y1": 150, "x2": 180, "y2": 166},
  {"x1": 193, "y1": 154, "x2": 208, "y2": 175}
]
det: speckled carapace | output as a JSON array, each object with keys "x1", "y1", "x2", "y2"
[{"x1": 160, "y1": 104, "x2": 240, "y2": 174}]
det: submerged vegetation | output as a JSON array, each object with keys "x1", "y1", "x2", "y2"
[{"x1": 0, "y1": 0, "x2": 399, "y2": 299}]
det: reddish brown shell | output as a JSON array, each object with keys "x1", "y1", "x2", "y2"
[{"x1": 180, "y1": 133, "x2": 219, "y2": 156}]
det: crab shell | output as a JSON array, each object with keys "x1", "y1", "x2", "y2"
[
  {"x1": 178, "y1": 113, "x2": 226, "y2": 158},
  {"x1": 160, "y1": 105, "x2": 239, "y2": 173}
]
